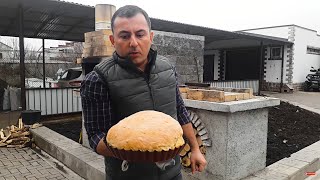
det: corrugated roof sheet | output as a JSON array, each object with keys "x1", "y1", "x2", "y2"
[{"x1": 0, "y1": 0, "x2": 94, "y2": 41}]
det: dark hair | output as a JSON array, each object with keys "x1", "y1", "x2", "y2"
[{"x1": 111, "y1": 5, "x2": 151, "y2": 32}]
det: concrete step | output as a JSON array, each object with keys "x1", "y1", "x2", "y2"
[{"x1": 30, "y1": 126, "x2": 105, "y2": 180}]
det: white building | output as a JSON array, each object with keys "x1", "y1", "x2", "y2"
[
  {"x1": 203, "y1": 24, "x2": 320, "y2": 92},
  {"x1": 45, "y1": 42, "x2": 83, "y2": 62},
  {"x1": 0, "y1": 42, "x2": 12, "y2": 61},
  {"x1": 240, "y1": 24, "x2": 320, "y2": 91}
]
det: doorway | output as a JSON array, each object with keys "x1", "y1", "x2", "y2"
[{"x1": 203, "y1": 54, "x2": 215, "y2": 81}]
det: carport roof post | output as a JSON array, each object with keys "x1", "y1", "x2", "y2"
[
  {"x1": 19, "y1": 4, "x2": 26, "y2": 110},
  {"x1": 258, "y1": 41, "x2": 263, "y2": 96}
]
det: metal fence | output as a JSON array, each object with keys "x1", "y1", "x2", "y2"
[
  {"x1": 205, "y1": 80, "x2": 259, "y2": 94},
  {"x1": 0, "y1": 43, "x2": 82, "y2": 112},
  {"x1": 26, "y1": 87, "x2": 82, "y2": 115}
]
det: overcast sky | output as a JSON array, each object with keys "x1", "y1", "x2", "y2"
[
  {"x1": 1, "y1": 0, "x2": 319, "y2": 49},
  {"x1": 69, "y1": 0, "x2": 320, "y2": 32}
]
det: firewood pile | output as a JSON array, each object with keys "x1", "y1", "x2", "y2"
[
  {"x1": 180, "y1": 129, "x2": 207, "y2": 167},
  {"x1": 0, "y1": 119, "x2": 41, "y2": 148},
  {"x1": 180, "y1": 111, "x2": 211, "y2": 168}
]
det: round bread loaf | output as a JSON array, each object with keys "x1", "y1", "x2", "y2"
[{"x1": 106, "y1": 110, "x2": 185, "y2": 152}]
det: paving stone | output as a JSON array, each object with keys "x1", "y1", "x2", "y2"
[
  {"x1": 0, "y1": 148, "x2": 82, "y2": 179},
  {"x1": 4, "y1": 176, "x2": 16, "y2": 180}
]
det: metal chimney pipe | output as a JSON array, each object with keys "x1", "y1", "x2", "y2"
[{"x1": 95, "y1": 4, "x2": 116, "y2": 31}]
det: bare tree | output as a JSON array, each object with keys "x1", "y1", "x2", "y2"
[{"x1": 0, "y1": 38, "x2": 44, "y2": 87}]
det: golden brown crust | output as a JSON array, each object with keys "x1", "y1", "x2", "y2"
[{"x1": 106, "y1": 110, "x2": 185, "y2": 152}]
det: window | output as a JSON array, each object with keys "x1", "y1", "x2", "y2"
[
  {"x1": 307, "y1": 46, "x2": 320, "y2": 55},
  {"x1": 0, "y1": 53, "x2": 2, "y2": 59},
  {"x1": 270, "y1": 46, "x2": 282, "y2": 60}
]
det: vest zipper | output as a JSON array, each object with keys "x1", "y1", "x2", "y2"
[{"x1": 144, "y1": 75, "x2": 155, "y2": 109}]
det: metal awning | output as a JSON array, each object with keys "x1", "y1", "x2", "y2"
[
  {"x1": 0, "y1": 0, "x2": 94, "y2": 42},
  {"x1": 0, "y1": 0, "x2": 293, "y2": 46}
]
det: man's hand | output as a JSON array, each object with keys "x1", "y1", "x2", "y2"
[
  {"x1": 182, "y1": 123, "x2": 207, "y2": 173},
  {"x1": 190, "y1": 149, "x2": 207, "y2": 174}
]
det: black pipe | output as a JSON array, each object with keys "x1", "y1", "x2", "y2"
[
  {"x1": 42, "y1": 39, "x2": 46, "y2": 88},
  {"x1": 258, "y1": 41, "x2": 264, "y2": 95},
  {"x1": 19, "y1": 5, "x2": 26, "y2": 110}
]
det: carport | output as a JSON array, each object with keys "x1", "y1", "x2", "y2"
[
  {"x1": 0, "y1": 0, "x2": 94, "y2": 110},
  {"x1": 0, "y1": 0, "x2": 293, "y2": 112}
]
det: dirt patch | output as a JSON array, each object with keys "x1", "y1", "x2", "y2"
[
  {"x1": 267, "y1": 101, "x2": 320, "y2": 165},
  {"x1": 44, "y1": 102, "x2": 320, "y2": 166},
  {"x1": 45, "y1": 120, "x2": 82, "y2": 143}
]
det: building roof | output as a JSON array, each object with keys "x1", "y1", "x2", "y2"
[
  {"x1": 237, "y1": 24, "x2": 318, "y2": 33},
  {"x1": 0, "y1": 42, "x2": 13, "y2": 49},
  {"x1": 0, "y1": 0, "x2": 293, "y2": 46}
]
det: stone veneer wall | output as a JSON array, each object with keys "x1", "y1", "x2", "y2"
[
  {"x1": 286, "y1": 26, "x2": 295, "y2": 84},
  {"x1": 152, "y1": 30, "x2": 204, "y2": 84}
]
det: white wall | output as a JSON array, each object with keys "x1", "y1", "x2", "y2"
[
  {"x1": 242, "y1": 26, "x2": 291, "y2": 39},
  {"x1": 204, "y1": 50, "x2": 219, "y2": 80},
  {"x1": 292, "y1": 27, "x2": 320, "y2": 83},
  {"x1": 0, "y1": 43, "x2": 12, "y2": 60},
  {"x1": 264, "y1": 46, "x2": 289, "y2": 83}
]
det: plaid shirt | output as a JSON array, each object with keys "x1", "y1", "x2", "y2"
[{"x1": 80, "y1": 70, "x2": 191, "y2": 152}]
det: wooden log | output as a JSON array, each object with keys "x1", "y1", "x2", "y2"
[
  {"x1": 196, "y1": 136, "x2": 203, "y2": 146},
  {"x1": 181, "y1": 93, "x2": 187, "y2": 99},
  {"x1": 0, "y1": 130, "x2": 4, "y2": 140},
  {"x1": 181, "y1": 156, "x2": 191, "y2": 167},
  {"x1": 224, "y1": 92, "x2": 245, "y2": 102},
  {"x1": 187, "y1": 89, "x2": 225, "y2": 102},
  {"x1": 184, "y1": 143, "x2": 190, "y2": 152},
  {"x1": 200, "y1": 146, "x2": 206, "y2": 154},
  {"x1": 179, "y1": 87, "x2": 189, "y2": 93},
  {"x1": 179, "y1": 148, "x2": 187, "y2": 156},
  {"x1": 210, "y1": 87, "x2": 253, "y2": 99},
  {"x1": 11, "y1": 131, "x2": 30, "y2": 138},
  {"x1": 1, "y1": 133, "x2": 11, "y2": 143}
]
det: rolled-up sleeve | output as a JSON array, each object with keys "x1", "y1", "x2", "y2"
[{"x1": 80, "y1": 71, "x2": 113, "y2": 152}]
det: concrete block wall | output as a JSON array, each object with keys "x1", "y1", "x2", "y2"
[{"x1": 152, "y1": 30, "x2": 204, "y2": 84}]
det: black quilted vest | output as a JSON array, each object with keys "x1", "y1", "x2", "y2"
[
  {"x1": 94, "y1": 49, "x2": 177, "y2": 121},
  {"x1": 94, "y1": 49, "x2": 181, "y2": 180}
]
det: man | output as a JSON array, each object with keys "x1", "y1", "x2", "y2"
[{"x1": 80, "y1": 5, "x2": 206, "y2": 180}]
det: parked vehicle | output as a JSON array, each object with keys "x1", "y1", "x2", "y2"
[
  {"x1": 304, "y1": 67, "x2": 320, "y2": 92},
  {"x1": 56, "y1": 67, "x2": 83, "y2": 87}
]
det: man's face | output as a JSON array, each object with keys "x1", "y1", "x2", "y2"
[{"x1": 110, "y1": 13, "x2": 154, "y2": 68}]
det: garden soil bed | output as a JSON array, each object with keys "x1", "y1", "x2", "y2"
[{"x1": 44, "y1": 101, "x2": 320, "y2": 166}]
